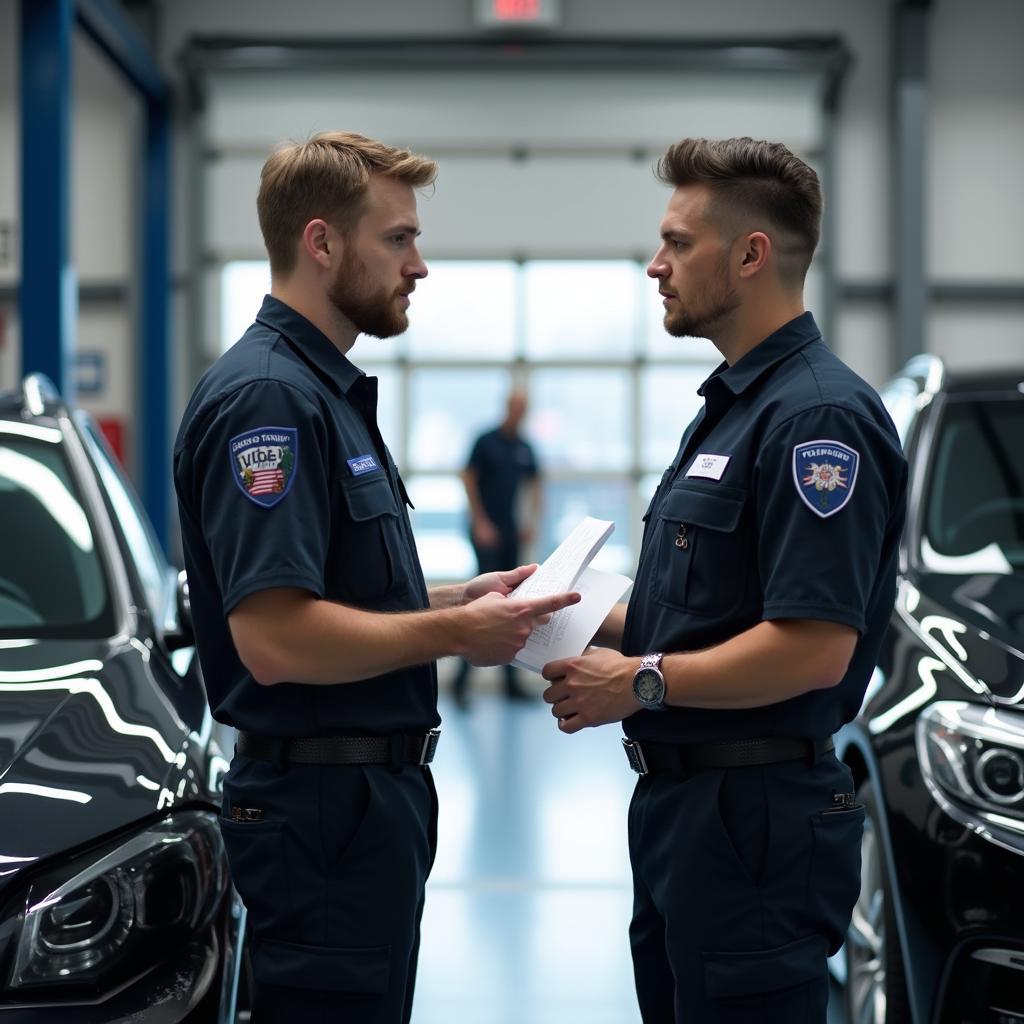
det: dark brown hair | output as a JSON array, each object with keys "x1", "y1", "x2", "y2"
[
  {"x1": 257, "y1": 131, "x2": 438, "y2": 276},
  {"x1": 656, "y1": 137, "x2": 822, "y2": 283}
]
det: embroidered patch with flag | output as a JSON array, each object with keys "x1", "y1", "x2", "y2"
[
  {"x1": 229, "y1": 426, "x2": 298, "y2": 508},
  {"x1": 792, "y1": 439, "x2": 859, "y2": 518}
]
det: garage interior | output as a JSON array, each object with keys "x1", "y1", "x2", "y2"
[{"x1": 1, "y1": 1, "x2": 1023, "y2": 1022}]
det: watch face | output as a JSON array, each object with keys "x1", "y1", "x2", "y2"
[{"x1": 634, "y1": 669, "x2": 665, "y2": 706}]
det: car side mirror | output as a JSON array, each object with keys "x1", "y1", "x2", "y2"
[{"x1": 164, "y1": 570, "x2": 195, "y2": 651}]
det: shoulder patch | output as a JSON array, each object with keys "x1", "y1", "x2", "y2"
[
  {"x1": 792, "y1": 439, "x2": 859, "y2": 518},
  {"x1": 229, "y1": 426, "x2": 298, "y2": 508}
]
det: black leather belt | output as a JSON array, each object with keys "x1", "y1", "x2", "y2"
[
  {"x1": 621, "y1": 736, "x2": 834, "y2": 776},
  {"x1": 237, "y1": 729, "x2": 441, "y2": 766}
]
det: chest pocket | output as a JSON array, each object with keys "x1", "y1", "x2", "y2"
[
  {"x1": 653, "y1": 484, "x2": 748, "y2": 616},
  {"x1": 337, "y1": 473, "x2": 407, "y2": 604}
]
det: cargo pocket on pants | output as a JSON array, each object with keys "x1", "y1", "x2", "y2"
[
  {"x1": 218, "y1": 818, "x2": 289, "y2": 935},
  {"x1": 254, "y1": 937, "x2": 391, "y2": 993},
  {"x1": 704, "y1": 933, "x2": 828, "y2": 1017},
  {"x1": 808, "y1": 804, "x2": 865, "y2": 955}
]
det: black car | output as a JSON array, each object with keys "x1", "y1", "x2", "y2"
[
  {"x1": 0, "y1": 376, "x2": 247, "y2": 1022},
  {"x1": 833, "y1": 356, "x2": 1024, "y2": 1024}
]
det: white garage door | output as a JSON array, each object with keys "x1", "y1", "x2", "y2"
[{"x1": 199, "y1": 62, "x2": 829, "y2": 578}]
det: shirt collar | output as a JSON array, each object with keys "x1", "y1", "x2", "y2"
[
  {"x1": 700, "y1": 311, "x2": 822, "y2": 399},
  {"x1": 255, "y1": 294, "x2": 365, "y2": 394}
]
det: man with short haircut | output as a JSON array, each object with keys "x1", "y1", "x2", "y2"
[
  {"x1": 174, "y1": 131, "x2": 577, "y2": 1024},
  {"x1": 542, "y1": 137, "x2": 907, "y2": 1022}
]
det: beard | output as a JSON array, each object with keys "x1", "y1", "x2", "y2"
[
  {"x1": 328, "y1": 251, "x2": 410, "y2": 340},
  {"x1": 663, "y1": 256, "x2": 739, "y2": 340}
]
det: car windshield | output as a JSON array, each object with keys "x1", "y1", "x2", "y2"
[
  {"x1": 0, "y1": 424, "x2": 115, "y2": 637},
  {"x1": 922, "y1": 395, "x2": 1024, "y2": 573}
]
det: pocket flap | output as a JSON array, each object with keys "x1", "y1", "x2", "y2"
[
  {"x1": 254, "y1": 937, "x2": 391, "y2": 993},
  {"x1": 703, "y1": 933, "x2": 826, "y2": 998},
  {"x1": 658, "y1": 486, "x2": 745, "y2": 531},
  {"x1": 341, "y1": 473, "x2": 400, "y2": 522}
]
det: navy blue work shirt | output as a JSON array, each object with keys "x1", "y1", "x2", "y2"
[
  {"x1": 173, "y1": 295, "x2": 439, "y2": 737},
  {"x1": 622, "y1": 312, "x2": 907, "y2": 744},
  {"x1": 467, "y1": 428, "x2": 538, "y2": 538}
]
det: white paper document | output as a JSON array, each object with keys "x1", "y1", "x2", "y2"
[{"x1": 509, "y1": 516, "x2": 633, "y2": 673}]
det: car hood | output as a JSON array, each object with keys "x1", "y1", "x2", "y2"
[
  {"x1": 0, "y1": 638, "x2": 199, "y2": 886},
  {"x1": 911, "y1": 570, "x2": 1024, "y2": 704}
]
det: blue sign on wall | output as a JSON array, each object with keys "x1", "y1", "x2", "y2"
[{"x1": 75, "y1": 351, "x2": 106, "y2": 396}]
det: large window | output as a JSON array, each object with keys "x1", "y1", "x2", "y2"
[{"x1": 221, "y1": 259, "x2": 721, "y2": 581}]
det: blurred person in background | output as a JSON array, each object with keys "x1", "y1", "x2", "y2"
[{"x1": 452, "y1": 389, "x2": 542, "y2": 707}]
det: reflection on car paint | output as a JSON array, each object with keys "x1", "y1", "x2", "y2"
[{"x1": 0, "y1": 377, "x2": 246, "y2": 1018}]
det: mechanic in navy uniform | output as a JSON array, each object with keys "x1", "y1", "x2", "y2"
[
  {"x1": 173, "y1": 132, "x2": 578, "y2": 1024},
  {"x1": 542, "y1": 137, "x2": 908, "y2": 1022},
  {"x1": 452, "y1": 389, "x2": 541, "y2": 705}
]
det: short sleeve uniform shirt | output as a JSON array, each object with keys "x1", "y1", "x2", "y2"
[
  {"x1": 467, "y1": 429, "x2": 538, "y2": 538},
  {"x1": 623, "y1": 312, "x2": 908, "y2": 744},
  {"x1": 173, "y1": 295, "x2": 439, "y2": 737}
]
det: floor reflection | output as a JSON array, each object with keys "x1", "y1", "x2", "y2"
[{"x1": 416, "y1": 671, "x2": 640, "y2": 1024}]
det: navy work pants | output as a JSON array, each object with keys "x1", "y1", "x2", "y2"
[
  {"x1": 220, "y1": 756, "x2": 438, "y2": 1023},
  {"x1": 628, "y1": 752, "x2": 863, "y2": 1023}
]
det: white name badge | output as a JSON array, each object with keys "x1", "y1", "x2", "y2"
[{"x1": 685, "y1": 453, "x2": 731, "y2": 481}]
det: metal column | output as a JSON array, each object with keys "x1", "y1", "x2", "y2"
[
  {"x1": 892, "y1": 0, "x2": 931, "y2": 370},
  {"x1": 76, "y1": 0, "x2": 171, "y2": 546},
  {"x1": 18, "y1": 0, "x2": 174, "y2": 547},
  {"x1": 19, "y1": 0, "x2": 76, "y2": 400},
  {"x1": 139, "y1": 96, "x2": 171, "y2": 546}
]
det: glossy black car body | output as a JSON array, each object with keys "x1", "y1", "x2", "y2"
[
  {"x1": 0, "y1": 377, "x2": 245, "y2": 1022},
  {"x1": 834, "y1": 356, "x2": 1024, "y2": 1024}
]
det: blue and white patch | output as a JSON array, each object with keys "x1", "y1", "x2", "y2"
[
  {"x1": 346, "y1": 454, "x2": 381, "y2": 477},
  {"x1": 229, "y1": 426, "x2": 298, "y2": 508},
  {"x1": 793, "y1": 439, "x2": 859, "y2": 518}
]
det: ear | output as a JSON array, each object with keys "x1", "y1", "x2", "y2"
[
  {"x1": 300, "y1": 218, "x2": 340, "y2": 269},
  {"x1": 737, "y1": 231, "x2": 771, "y2": 279}
]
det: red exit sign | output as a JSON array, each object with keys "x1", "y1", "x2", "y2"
[
  {"x1": 496, "y1": 0, "x2": 541, "y2": 19},
  {"x1": 475, "y1": 0, "x2": 560, "y2": 27}
]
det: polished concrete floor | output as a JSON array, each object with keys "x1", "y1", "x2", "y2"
[{"x1": 414, "y1": 669, "x2": 848, "y2": 1024}]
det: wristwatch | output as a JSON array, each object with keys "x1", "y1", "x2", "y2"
[{"x1": 632, "y1": 653, "x2": 666, "y2": 711}]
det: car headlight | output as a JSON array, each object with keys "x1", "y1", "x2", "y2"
[
  {"x1": 3, "y1": 811, "x2": 225, "y2": 994},
  {"x1": 917, "y1": 700, "x2": 1024, "y2": 854}
]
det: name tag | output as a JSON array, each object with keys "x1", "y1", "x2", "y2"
[
  {"x1": 685, "y1": 453, "x2": 731, "y2": 481},
  {"x1": 346, "y1": 454, "x2": 381, "y2": 476}
]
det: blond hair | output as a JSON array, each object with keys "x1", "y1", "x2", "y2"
[{"x1": 257, "y1": 131, "x2": 438, "y2": 275}]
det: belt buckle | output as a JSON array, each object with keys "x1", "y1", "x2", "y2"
[
  {"x1": 621, "y1": 738, "x2": 649, "y2": 776},
  {"x1": 419, "y1": 728, "x2": 441, "y2": 766}
]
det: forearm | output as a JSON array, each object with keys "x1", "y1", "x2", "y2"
[
  {"x1": 528, "y1": 480, "x2": 542, "y2": 530},
  {"x1": 662, "y1": 619, "x2": 856, "y2": 710},
  {"x1": 462, "y1": 470, "x2": 488, "y2": 523},
  {"x1": 231, "y1": 590, "x2": 466, "y2": 686},
  {"x1": 592, "y1": 602, "x2": 628, "y2": 650},
  {"x1": 428, "y1": 583, "x2": 465, "y2": 610}
]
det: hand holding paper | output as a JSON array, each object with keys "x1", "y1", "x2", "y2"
[{"x1": 509, "y1": 517, "x2": 632, "y2": 673}]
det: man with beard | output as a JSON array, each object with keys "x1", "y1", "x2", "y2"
[
  {"x1": 173, "y1": 132, "x2": 578, "y2": 1024},
  {"x1": 541, "y1": 137, "x2": 907, "y2": 1023}
]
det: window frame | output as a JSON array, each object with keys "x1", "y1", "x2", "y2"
[{"x1": 219, "y1": 257, "x2": 831, "y2": 582}]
